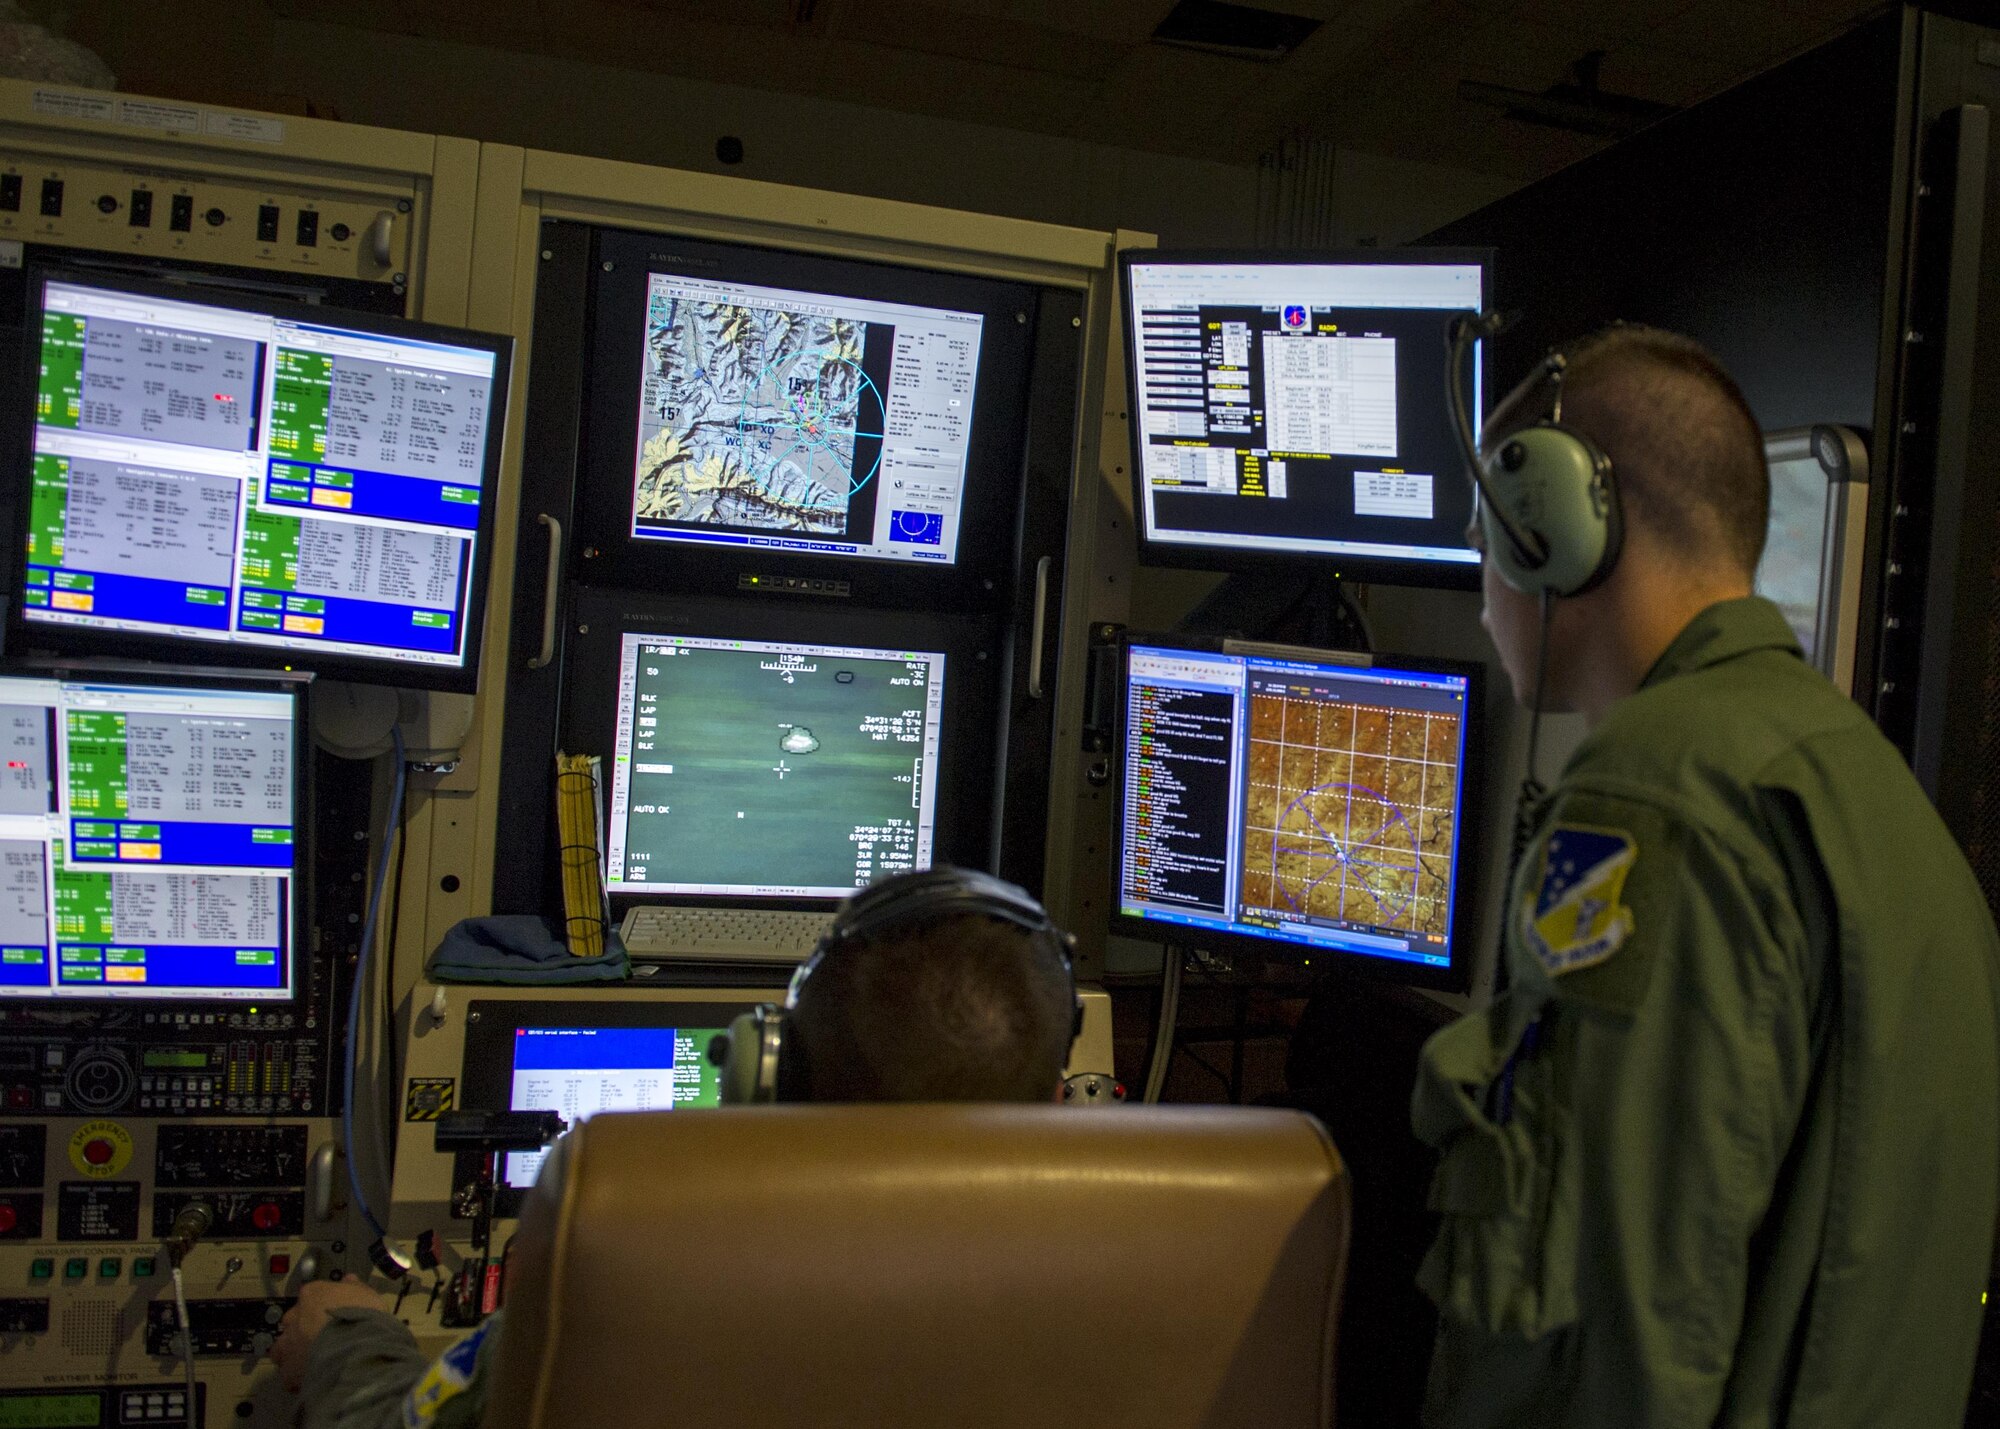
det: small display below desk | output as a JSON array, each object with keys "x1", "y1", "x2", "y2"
[{"x1": 455, "y1": 998, "x2": 754, "y2": 1217}]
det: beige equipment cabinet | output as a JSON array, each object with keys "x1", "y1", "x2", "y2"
[
  {"x1": 379, "y1": 149, "x2": 1148, "y2": 1352},
  {"x1": 395, "y1": 143, "x2": 1151, "y2": 980},
  {"x1": 0, "y1": 79, "x2": 482, "y2": 1429}
]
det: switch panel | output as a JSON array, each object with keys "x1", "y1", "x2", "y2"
[{"x1": 0, "y1": 151, "x2": 414, "y2": 281}]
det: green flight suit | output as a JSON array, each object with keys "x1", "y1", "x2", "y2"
[{"x1": 1414, "y1": 596, "x2": 2000, "y2": 1428}]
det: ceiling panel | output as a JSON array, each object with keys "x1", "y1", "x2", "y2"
[{"x1": 256, "y1": 0, "x2": 1889, "y2": 184}]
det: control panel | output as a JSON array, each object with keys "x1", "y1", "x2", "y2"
[
  {"x1": 0, "y1": 1115, "x2": 338, "y2": 1424},
  {"x1": 0, "y1": 968, "x2": 337, "y2": 1119},
  {"x1": 0, "y1": 151, "x2": 414, "y2": 284}
]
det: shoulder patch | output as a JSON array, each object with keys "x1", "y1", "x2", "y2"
[
  {"x1": 1522, "y1": 823, "x2": 1637, "y2": 975},
  {"x1": 402, "y1": 1319, "x2": 492, "y2": 1429}
]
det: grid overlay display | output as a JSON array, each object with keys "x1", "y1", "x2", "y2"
[{"x1": 1238, "y1": 690, "x2": 1460, "y2": 938}]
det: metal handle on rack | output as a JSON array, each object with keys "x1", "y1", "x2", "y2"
[
  {"x1": 308, "y1": 1143, "x2": 338, "y2": 1222},
  {"x1": 1027, "y1": 555, "x2": 1053, "y2": 700},
  {"x1": 368, "y1": 211, "x2": 396, "y2": 269},
  {"x1": 527, "y1": 513, "x2": 563, "y2": 670}
]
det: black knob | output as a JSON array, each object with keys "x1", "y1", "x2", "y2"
[
  {"x1": 329, "y1": 222, "x2": 351, "y2": 242},
  {"x1": 1501, "y1": 441, "x2": 1528, "y2": 472},
  {"x1": 205, "y1": 207, "x2": 226, "y2": 227},
  {"x1": 96, "y1": 194, "x2": 117, "y2": 214}
]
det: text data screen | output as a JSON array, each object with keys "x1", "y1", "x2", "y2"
[
  {"x1": 0, "y1": 675, "x2": 298, "y2": 1001},
  {"x1": 24, "y1": 279, "x2": 499, "y2": 676},
  {"x1": 606, "y1": 632, "x2": 945, "y2": 900},
  {"x1": 631, "y1": 273, "x2": 982, "y2": 567},
  {"x1": 1124, "y1": 259, "x2": 1484, "y2": 570},
  {"x1": 502, "y1": 1025, "x2": 724, "y2": 1187}
]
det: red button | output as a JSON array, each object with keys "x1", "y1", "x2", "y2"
[
  {"x1": 81, "y1": 1139, "x2": 113, "y2": 1167},
  {"x1": 5, "y1": 1088, "x2": 27, "y2": 1110},
  {"x1": 250, "y1": 1201, "x2": 282, "y2": 1232},
  {"x1": 0, "y1": 1203, "x2": 18, "y2": 1234},
  {"x1": 267, "y1": 1254, "x2": 290, "y2": 1275}
]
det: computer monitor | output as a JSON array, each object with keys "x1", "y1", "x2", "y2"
[
  {"x1": 1119, "y1": 250, "x2": 1490, "y2": 586},
  {"x1": 1113, "y1": 636, "x2": 1480, "y2": 989},
  {"x1": 14, "y1": 272, "x2": 510, "y2": 691},
  {"x1": 501, "y1": 1025, "x2": 727, "y2": 1188},
  {"x1": 455, "y1": 998, "x2": 754, "y2": 1213},
  {"x1": 604, "y1": 630, "x2": 946, "y2": 901},
  {"x1": 571, "y1": 230, "x2": 1037, "y2": 601},
  {"x1": 0, "y1": 663, "x2": 307, "y2": 1001}
]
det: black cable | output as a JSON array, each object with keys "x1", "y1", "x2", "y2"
[{"x1": 1447, "y1": 315, "x2": 1548, "y2": 571}]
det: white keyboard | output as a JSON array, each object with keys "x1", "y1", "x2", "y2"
[{"x1": 619, "y1": 906, "x2": 833, "y2": 964}]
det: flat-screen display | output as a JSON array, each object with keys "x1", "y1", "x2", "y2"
[
  {"x1": 0, "y1": 666, "x2": 306, "y2": 1001},
  {"x1": 502, "y1": 1024, "x2": 727, "y2": 1188},
  {"x1": 605, "y1": 631, "x2": 946, "y2": 900},
  {"x1": 572, "y1": 230, "x2": 1037, "y2": 602},
  {"x1": 16, "y1": 273, "x2": 509, "y2": 690},
  {"x1": 632, "y1": 272, "x2": 981, "y2": 567},
  {"x1": 1120, "y1": 250, "x2": 1488, "y2": 585},
  {"x1": 1114, "y1": 637, "x2": 1479, "y2": 986}
]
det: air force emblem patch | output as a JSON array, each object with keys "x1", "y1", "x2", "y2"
[{"x1": 1522, "y1": 823, "x2": 1637, "y2": 975}]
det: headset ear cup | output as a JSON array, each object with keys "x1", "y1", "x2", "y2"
[
  {"x1": 719, "y1": 1007, "x2": 785, "y2": 1105},
  {"x1": 1482, "y1": 424, "x2": 1617, "y2": 597}
]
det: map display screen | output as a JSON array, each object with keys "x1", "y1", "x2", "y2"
[
  {"x1": 1116, "y1": 641, "x2": 1475, "y2": 977},
  {"x1": 0, "y1": 671, "x2": 302, "y2": 1002},
  {"x1": 18, "y1": 276, "x2": 505, "y2": 688},
  {"x1": 630, "y1": 273, "x2": 983, "y2": 567},
  {"x1": 605, "y1": 632, "x2": 946, "y2": 900},
  {"x1": 1122, "y1": 255, "x2": 1486, "y2": 578}
]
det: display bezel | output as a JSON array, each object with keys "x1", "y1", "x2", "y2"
[
  {"x1": 10, "y1": 267, "x2": 513, "y2": 693},
  {"x1": 1117, "y1": 246, "x2": 1493, "y2": 589},
  {"x1": 563, "y1": 588, "x2": 1004, "y2": 914},
  {"x1": 570, "y1": 229, "x2": 1039, "y2": 605},
  {"x1": 1109, "y1": 631, "x2": 1482, "y2": 993},
  {"x1": 0, "y1": 658, "x2": 312, "y2": 1008}
]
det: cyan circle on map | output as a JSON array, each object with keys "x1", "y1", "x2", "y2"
[{"x1": 735, "y1": 354, "x2": 886, "y2": 497}]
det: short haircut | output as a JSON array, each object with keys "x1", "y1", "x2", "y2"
[
  {"x1": 788, "y1": 911, "x2": 1074, "y2": 1103},
  {"x1": 1557, "y1": 324, "x2": 1769, "y2": 575}
]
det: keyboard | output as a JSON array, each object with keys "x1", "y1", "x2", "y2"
[{"x1": 618, "y1": 906, "x2": 833, "y2": 964}]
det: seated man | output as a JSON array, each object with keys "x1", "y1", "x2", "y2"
[{"x1": 269, "y1": 867, "x2": 1080, "y2": 1429}]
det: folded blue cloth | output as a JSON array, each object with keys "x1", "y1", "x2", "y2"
[{"x1": 427, "y1": 915, "x2": 629, "y2": 984}]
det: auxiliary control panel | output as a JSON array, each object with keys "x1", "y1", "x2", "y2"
[
  {"x1": 0, "y1": 1112, "x2": 337, "y2": 1425},
  {"x1": 0, "y1": 997, "x2": 335, "y2": 1120},
  {"x1": 0, "y1": 151, "x2": 416, "y2": 285}
]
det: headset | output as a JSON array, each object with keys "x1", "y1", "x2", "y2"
[
  {"x1": 1447, "y1": 314, "x2": 1623, "y2": 598},
  {"x1": 711, "y1": 867, "x2": 1085, "y2": 1105}
]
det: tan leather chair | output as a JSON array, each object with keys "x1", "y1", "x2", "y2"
[{"x1": 484, "y1": 1104, "x2": 1350, "y2": 1429}]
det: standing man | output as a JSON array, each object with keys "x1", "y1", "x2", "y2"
[{"x1": 1418, "y1": 323, "x2": 2000, "y2": 1427}]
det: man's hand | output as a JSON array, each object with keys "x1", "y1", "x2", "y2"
[{"x1": 268, "y1": 1278, "x2": 387, "y2": 1392}]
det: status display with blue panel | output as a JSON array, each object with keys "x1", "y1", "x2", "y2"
[
  {"x1": 19, "y1": 276, "x2": 505, "y2": 689},
  {"x1": 502, "y1": 1025, "x2": 726, "y2": 1188},
  {"x1": 0, "y1": 672, "x2": 300, "y2": 1001},
  {"x1": 1115, "y1": 640, "x2": 1478, "y2": 983}
]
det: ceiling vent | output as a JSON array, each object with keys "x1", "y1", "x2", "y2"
[
  {"x1": 1460, "y1": 51, "x2": 1677, "y2": 140},
  {"x1": 1151, "y1": 0, "x2": 1322, "y2": 62}
]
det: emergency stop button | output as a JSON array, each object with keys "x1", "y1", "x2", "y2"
[
  {"x1": 81, "y1": 1138, "x2": 113, "y2": 1167},
  {"x1": 251, "y1": 1201, "x2": 282, "y2": 1233}
]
